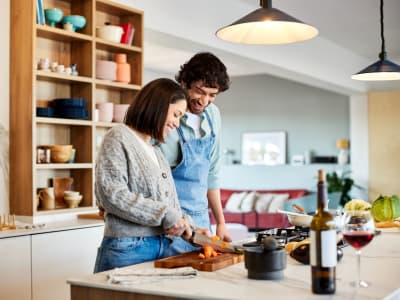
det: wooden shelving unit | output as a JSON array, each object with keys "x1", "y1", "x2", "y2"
[{"x1": 10, "y1": 0, "x2": 143, "y2": 220}]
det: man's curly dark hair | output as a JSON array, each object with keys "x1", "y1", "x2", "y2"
[{"x1": 175, "y1": 52, "x2": 230, "y2": 92}]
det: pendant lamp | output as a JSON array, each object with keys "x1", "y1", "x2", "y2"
[
  {"x1": 352, "y1": 0, "x2": 400, "y2": 81},
  {"x1": 215, "y1": 0, "x2": 318, "y2": 45}
]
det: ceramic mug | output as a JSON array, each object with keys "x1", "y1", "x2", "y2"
[{"x1": 38, "y1": 187, "x2": 55, "y2": 210}]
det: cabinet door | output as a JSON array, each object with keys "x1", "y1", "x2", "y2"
[
  {"x1": 31, "y1": 226, "x2": 104, "y2": 300},
  {"x1": 0, "y1": 236, "x2": 31, "y2": 300}
]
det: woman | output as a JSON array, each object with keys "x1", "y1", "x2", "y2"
[{"x1": 94, "y1": 78, "x2": 199, "y2": 273}]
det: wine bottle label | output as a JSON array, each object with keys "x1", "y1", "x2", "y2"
[{"x1": 310, "y1": 230, "x2": 337, "y2": 267}]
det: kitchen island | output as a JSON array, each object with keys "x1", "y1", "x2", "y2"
[{"x1": 68, "y1": 230, "x2": 400, "y2": 300}]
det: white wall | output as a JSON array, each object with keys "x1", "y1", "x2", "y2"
[
  {"x1": 217, "y1": 74, "x2": 350, "y2": 162},
  {"x1": 0, "y1": 0, "x2": 9, "y2": 214},
  {"x1": 0, "y1": 0, "x2": 9, "y2": 130},
  {"x1": 350, "y1": 94, "x2": 369, "y2": 200}
]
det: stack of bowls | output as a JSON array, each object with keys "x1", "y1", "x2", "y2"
[
  {"x1": 52, "y1": 98, "x2": 88, "y2": 119},
  {"x1": 96, "y1": 60, "x2": 117, "y2": 81},
  {"x1": 63, "y1": 190, "x2": 83, "y2": 208}
]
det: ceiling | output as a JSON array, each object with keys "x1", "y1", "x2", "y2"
[{"x1": 117, "y1": 0, "x2": 400, "y2": 95}]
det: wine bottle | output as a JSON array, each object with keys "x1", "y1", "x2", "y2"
[{"x1": 310, "y1": 169, "x2": 336, "y2": 294}]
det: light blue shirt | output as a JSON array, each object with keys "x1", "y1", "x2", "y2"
[{"x1": 160, "y1": 103, "x2": 222, "y2": 189}]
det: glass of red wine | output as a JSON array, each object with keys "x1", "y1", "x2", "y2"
[{"x1": 342, "y1": 210, "x2": 375, "y2": 288}]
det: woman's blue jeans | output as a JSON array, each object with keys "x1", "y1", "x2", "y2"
[{"x1": 94, "y1": 235, "x2": 181, "y2": 273}]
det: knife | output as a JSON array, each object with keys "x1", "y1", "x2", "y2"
[{"x1": 189, "y1": 232, "x2": 244, "y2": 254}]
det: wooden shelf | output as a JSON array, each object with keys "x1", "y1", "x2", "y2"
[
  {"x1": 36, "y1": 117, "x2": 92, "y2": 126},
  {"x1": 10, "y1": 0, "x2": 143, "y2": 217},
  {"x1": 36, "y1": 163, "x2": 93, "y2": 170},
  {"x1": 95, "y1": 79, "x2": 141, "y2": 91},
  {"x1": 94, "y1": 121, "x2": 118, "y2": 128},
  {"x1": 36, "y1": 24, "x2": 92, "y2": 42},
  {"x1": 36, "y1": 70, "x2": 93, "y2": 84},
  {"x1": 96, "y1": 38, "x2": 142, "y2": 53}
]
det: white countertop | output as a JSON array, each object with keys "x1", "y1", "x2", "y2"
[
  {"x1": 67, "y1": 229, "x2": 400, "y2": 300},
  {"x1": 0, "y1": 218, "x2": 104, "y2": 239}
]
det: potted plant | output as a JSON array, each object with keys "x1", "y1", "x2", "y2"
[{"x1": 326, "y1": 171, "x2": 362, "y2": 207}]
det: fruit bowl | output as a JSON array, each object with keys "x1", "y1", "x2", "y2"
[
  {"x1": 62, "y1": 15, "x2": 86, "y2": 32},
  {"x1": 44, "y1": 8, "x2": 63, "y2": 27}
]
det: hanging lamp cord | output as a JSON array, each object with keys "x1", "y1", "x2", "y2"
[{"x1": 379, "y1": 0, "x2": 387, "y2": 60}]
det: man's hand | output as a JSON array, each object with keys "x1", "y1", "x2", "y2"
[{"x1": 216, "y1": 223, "x2": 232, "y2": 242}]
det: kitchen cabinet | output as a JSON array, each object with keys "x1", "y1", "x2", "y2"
[
  {"x1": 10, "y1": 0, "x2": 143, "y2": 220},
  {"x1": 32, "y1": 226, "x2": 103, "y2": 300},
  {"x1": 0, "y1": 236, "x2": 31, "y2": 300},
  {"x1": 0, "y1": 222, "x2": 104, "y2": 300}
]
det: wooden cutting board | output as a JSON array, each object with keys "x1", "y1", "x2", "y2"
[{"x1": 154, "y1": 251, "x2": 244, "y2": 272}]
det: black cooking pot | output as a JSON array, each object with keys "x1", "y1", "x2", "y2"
[{"x1": 244, "y1": 237, "x2": 286, "y2": 280}]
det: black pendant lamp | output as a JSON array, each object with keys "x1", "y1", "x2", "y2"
[
  {"x1": 215, "y1": 0, "x2": 318, "y2": 45},
  {"x1": 352, "y1": 0, "x2": 400, "y2": 81}
]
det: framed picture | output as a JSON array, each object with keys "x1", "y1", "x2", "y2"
[{"x1": 241, "y1": 131, "x2": 286, "y2": 165}]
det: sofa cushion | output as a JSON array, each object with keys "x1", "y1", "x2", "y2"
[
  {"x1": 267, "y1": 193, "x2": 290, "y2": 212},
  {"x1": 240, "y1": 191, "x2": 258, "y2": 212},
  {"x1": 225, "y1": 191, "x2": 248, "y2": 212},
  {"x1": 254, "y1": 193, "x2": 274, "y2": 213}
]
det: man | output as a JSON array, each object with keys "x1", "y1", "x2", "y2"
[{"x1": 160, "y1": 52, "x2": 232, "y2": 245}]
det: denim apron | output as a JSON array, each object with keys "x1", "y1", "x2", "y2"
[{"x1": 166, "y1": 111, "x2": 215, "y2": 255}]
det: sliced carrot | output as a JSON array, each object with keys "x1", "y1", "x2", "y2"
[
  {"x1": 221, "y1": 241, "x2": 228, "y2": 248},
  {"x1": 198, "y1": 253, "x2": 206, "y2": 259},
  {"x1": 203, "y1": 245, "x2": 214, "y2": 258},
  {"x1": 211, "y1": 250, "x2": 218, "y2": 257},
  {"x1": 211, "y1": 235, "x2": 220, "y2": 242}
]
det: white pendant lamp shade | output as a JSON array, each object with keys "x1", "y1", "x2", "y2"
[
  {"x1": 352, "y1": 0, "x2": 400, "y2": 81},
  {"x1": 216, "y1": 0, "x2": 318, "y2": 45}
]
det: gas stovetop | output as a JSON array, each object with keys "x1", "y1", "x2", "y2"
[
  {"x1": 243, "y1": 227, "x2": 310, "y2": 248},
  {"x1": 243, "y1": 227, "x2": 347, "y2": 248}
]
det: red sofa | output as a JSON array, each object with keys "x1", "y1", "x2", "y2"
[{"x1": 209, "y1": 189, "x2": 308, "y2": 230}]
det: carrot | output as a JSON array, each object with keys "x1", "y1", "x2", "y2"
[
  {"x1": 211, "y1": 235, "x2": 220, "y2": 242},
  {"x1": 198, "y1": 253, "x2": 206, "y2": 259},
  {"x1": 203, "y1": 245, "x2": 214, "y2": 258},
  {"x1": 221, "y1": 241, "x2": 228, "y2": 248}
]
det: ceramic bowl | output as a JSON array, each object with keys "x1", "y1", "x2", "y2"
[
  {"x1": 45, "y1": 8, "x2": 63, "y2": 27},
  {"x1": 62, "y1": 15, "x2": 86, "y2": 32},
  {"x1": 96, "y1": 25, "x2": 123, "y2": 43},
  {"x1": 64, "y1": 195, "x2": 83, "y2": 208},
  {"x1": 64, "y1": 190, "x2": 80, "y2": 198},
  {"x1": 96, "y1": 60, "x2": 117, "y2": 81},
  {"x1": 50, "y1": 144, "x2": 73, "y2": 163}
]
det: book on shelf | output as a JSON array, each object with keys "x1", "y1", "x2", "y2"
[
  {"x1": 36, "y1": 0, "x2": 45, "y2": 25},
  {"x1": 118, "y1": 23, "x2": 135, "y2": 45}
]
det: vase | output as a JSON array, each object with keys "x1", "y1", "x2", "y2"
[
  {"x1": 115, "y1": 53, "x2": 131, "y2": 83},
  {"x1": 337, "y1": 149, "x2": 349, "y2": 165}
]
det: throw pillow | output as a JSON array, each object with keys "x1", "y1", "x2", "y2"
[
  {"x1": 254, "y1": 193, "x2": 274, "y2": 213},
  {"x1": 240, "y1": 191, "x2": 257, "y2": 213},
  {"x1": 267, "y1": 193, "x2": 290, "y2": 212},
  {"x1": 225, "y1": 192, "x2": 248, "y2": 212}
]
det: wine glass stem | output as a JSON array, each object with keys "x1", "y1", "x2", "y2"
[{"x1": 356, "y1": 249, "x2": 361, "y2": 286}]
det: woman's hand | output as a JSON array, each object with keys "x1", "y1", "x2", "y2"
[{"x1": 165, "y1": 218, "x2": 186, "y2": 236}]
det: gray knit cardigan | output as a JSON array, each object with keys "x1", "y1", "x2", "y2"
[{"x1": 95, "y1": 124, "x2": 189, "y2": 238}]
